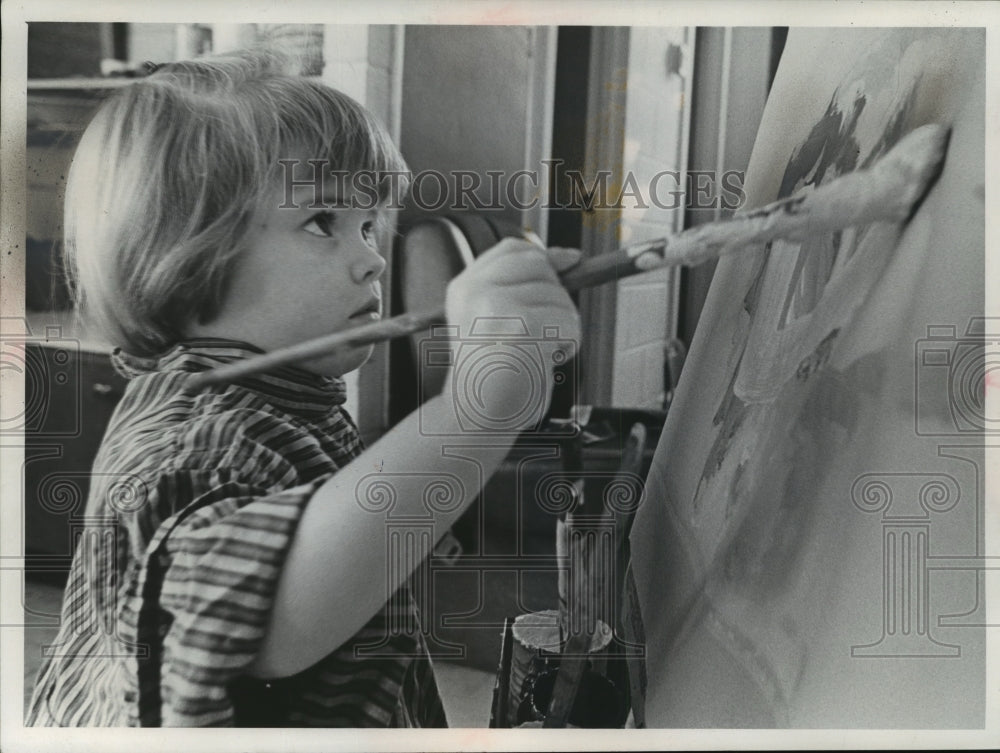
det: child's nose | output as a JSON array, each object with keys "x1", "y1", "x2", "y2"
[{"x1": 352, "y1": 246, "x2": 387, "y2": 282}]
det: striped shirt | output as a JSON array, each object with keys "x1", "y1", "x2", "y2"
[{"x1": 26, "y1": 340, "x2": 445, "y2": 727}]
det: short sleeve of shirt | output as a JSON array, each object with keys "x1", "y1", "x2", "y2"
[{"x1": 128, "y1": 476, "x2": 323, "y2": 726}]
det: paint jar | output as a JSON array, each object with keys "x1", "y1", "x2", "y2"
[
  {"x1": 500, "y1": 610, "x2": 618, "y2": 727},
  {"x1": 515, "y1": 667, "x2": 625, "y2": 727}
]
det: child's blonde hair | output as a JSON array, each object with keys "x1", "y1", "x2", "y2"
[{"x1": 65, "y1": 50, "x2": 408, "y2": 356}]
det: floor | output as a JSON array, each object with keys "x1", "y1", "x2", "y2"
[
  {"x1": 21, "y1": 576, "x2": 62, "y2": 712},
  {"x1": 431, "y1": 661, "x2": 496, "y2": 727},
  {"x1": 21, "y1": 576, "x2": 497, "y2": 727}
]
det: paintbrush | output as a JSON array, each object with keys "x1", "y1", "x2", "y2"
[{"x1": 185, "y1": 124, "x2": 948, "y2": 392}]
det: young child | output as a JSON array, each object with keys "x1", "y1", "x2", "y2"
[{"x1": 27, "y1": 50, "x2": 580, "y2": 727}]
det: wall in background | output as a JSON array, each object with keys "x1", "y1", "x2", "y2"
[
  {"x1": 575, "y1": 26, "x2": 695, "y2": 410},
  {"x1": 398, "y1": 25, "x2": 554, "y2": 233},
  {"x1": 678, "y1": 27, "x2": 781, "y2": 348}
]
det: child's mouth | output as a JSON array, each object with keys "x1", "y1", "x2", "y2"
[{"x1": 349, "y1": 299, "x2": 382, "y2": 320}]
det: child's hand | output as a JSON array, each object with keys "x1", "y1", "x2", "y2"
[{"x1": 443, "y1": 239, "x2": 582, "y2": 430}]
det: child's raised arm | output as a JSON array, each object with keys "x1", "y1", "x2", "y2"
[{"x1": 251, "y1": 239, "x2": 581, "y2": 678}]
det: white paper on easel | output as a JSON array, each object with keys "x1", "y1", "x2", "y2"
[{"x1": 628, "y1": 27, "x2": 986, "y2": 728}]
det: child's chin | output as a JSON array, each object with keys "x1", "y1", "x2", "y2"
[{"x1": 303, "y1": 345, "x2": 375, "y2": 378}]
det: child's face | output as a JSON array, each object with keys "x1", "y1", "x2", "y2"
[{"x1": 191, "y1": 177, "x2": 387, "y2": 377}]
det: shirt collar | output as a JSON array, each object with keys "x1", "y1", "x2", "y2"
[{"x1": 112, "y1": 338, "x2": 348, "y2": 416}]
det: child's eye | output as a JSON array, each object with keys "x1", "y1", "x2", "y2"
[
  {"x1": 303, "y1": 211, "x2": 338, "y2": 237},
  {"x1": 361, "y1": 220, "x2": 376, "y2": 246}
]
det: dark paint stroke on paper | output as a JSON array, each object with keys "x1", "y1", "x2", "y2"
[{"x1": 694, "y1": 83, "x2": 919, "y2": 506}]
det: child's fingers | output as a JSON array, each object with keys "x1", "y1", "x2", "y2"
[
  {"x1": 521, "y1": 230, "x2": 546, "y2": 249},
  {"x1": 472, "y1": 242, "x2": 558, "y2": 286},
  {"x1": 451, "y1": 240, "x2": 581, "y2": 339},
  {"x1": 475, "y1": 240, "x2": 581, "y2": 282},
  {"x1": 475, "y1": 237, "x2": 543, "y2": 262},
  {"x1": 545, "y1": 246, "x2": 583, "y2": 273}
]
